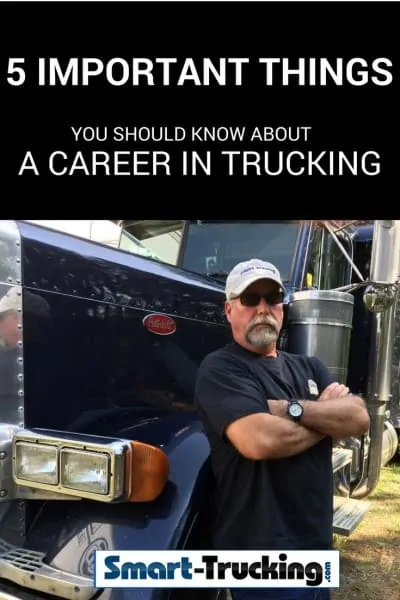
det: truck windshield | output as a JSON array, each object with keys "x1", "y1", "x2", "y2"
[
  {"x1": 111, "y1": 220, "x2": 300, "y2": 282},
  {"x1": 181, "y1": 221, "x2": 300, "y2": 282}
]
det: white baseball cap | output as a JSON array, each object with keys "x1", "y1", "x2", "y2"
[
  {"x1": 0, "y1": 286, "x2": 21, "y2": 314},
  {"x1": 0, "y1": 286, "x2": 50, "y2": 317},
  {"x1": 225, "y1": 258, "x2": 284, "y2": 300}
]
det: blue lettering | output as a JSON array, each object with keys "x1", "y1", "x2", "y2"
[
  {"x1": 180, "y1": 557, "x2": 193, "y2": 579},
  {"x1": 103, "y1": 556, "x2": 193, "y2": 580},
  {"x1": 104, "y1": 555, "x2": 121, "y2": 580},
  {"x1": 148, "y1": 562, "x2": 167, "y2": 579},
  {"x1": 324, "y1": 561, "x2": 331, "y2": 582},
  {"x1": 166, "y1": 561, "x2": 182, "y2": 578},
  {"x1": 121, "y1": 561, "x2": 147, "y2": 579}
]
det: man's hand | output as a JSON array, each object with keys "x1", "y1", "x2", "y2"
[
  {"x1": 318, "y1": 382, "x2": 350, "y2": 401},
  {"x1": 267, "y1": 399, "x2": 289, "y2": 418},
  {"x1": 267, "y1": 388, "x2": 370, "y2": 439},
  {"x1": 267, "y1": 380, "x2": 351, "y2": 415},
  {"x1": 300, "y1": 392, "x2": 369, "y2": 438}
]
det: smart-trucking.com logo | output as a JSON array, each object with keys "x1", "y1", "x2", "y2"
[{"x1": 94, "y1": 550, "x2": 339, "y2": 588}]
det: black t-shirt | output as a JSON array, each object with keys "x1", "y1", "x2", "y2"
[{"x1": 194, "y1": 341, "x2": 335, "y2": 551}]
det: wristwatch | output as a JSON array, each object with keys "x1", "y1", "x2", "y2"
[{"x1": 287, "y1": 400, "x2": 304, "y2": 422}]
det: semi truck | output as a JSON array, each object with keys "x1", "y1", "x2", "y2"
[{"x1": 0, "y1": 219, "x2": 398, "y2": 600}]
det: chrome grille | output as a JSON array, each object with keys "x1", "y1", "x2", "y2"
[
  {"x1": 0, "y1": 546, "x2": 45, "y2": 572},
  {"x1": 0, "y1": 538, "x2": 96, "y2": 600}
]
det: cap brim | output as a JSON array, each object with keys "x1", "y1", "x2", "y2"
[
  {"x1": 0, "y1": 301, "x2": 16, "y2": 314},
  {"x1": 229, "y1": 274, "x2": 284, "y2": 298}
]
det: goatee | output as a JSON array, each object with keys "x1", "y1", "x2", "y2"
[{"x1": 246, "y1": 315, "x2": 279, "y2": 348}]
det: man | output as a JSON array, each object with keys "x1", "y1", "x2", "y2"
[
  {"x1": 0, "y1": 286, "x2": 23, "y2": 348},
  {"x1": 0, "y1": 286, "x2": 51, "y2": 403},
  {"x1": 0, "y1": 285, "x2": 51, "y2": 349},
  {"x1": 194, "y1": 258, "x2": 370, "y2": 600}
]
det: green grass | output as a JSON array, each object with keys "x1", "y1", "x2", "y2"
[{"x1": 332, "y1": 463, "x2": 400, "y2": 600}]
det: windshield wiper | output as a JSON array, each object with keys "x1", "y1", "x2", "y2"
[{"x1": 206, "y1": 271, "x2": 228, "y2": 281}]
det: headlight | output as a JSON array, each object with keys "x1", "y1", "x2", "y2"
[
  {"x1": 61, "y1": 448, "x2": 109, "y2": 495},
  {"x1": 15, "y1": 442, "x2": 58, "y2": 485},
  {"x1": 12, "y1": 429, "x2": 169, "y2": 503}
]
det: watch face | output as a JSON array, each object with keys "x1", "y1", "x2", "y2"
[{"x1": 289, "y1": 403, "x2": 303, "y2": 417}]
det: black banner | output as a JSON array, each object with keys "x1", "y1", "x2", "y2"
[{"x1": 0, "y1": 2, "x2": 398, "y2": 217}]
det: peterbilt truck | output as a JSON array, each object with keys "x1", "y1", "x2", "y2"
[{"x1": 0, "y1": 219, "x2": 398, "y2": 600}]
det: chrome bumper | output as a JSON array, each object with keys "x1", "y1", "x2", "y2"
[{"x1": 0, "y1": 538, "x2": 96, "y2": 600}]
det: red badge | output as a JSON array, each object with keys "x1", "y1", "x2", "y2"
[{"x1": 143, "y1": 313, "x2": 177, "y2": 336}]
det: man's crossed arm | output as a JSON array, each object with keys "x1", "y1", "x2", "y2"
[
  {"x1": 225, "y1": 383, "x2": 370, "y2": 461},
  {"x1": 268, "y1": 382, "x2": 370, "y2": 440}
]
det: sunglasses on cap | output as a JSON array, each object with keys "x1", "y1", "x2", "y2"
[{"x1": 233, "y1": 289, "x2": 285, "y2": 307}]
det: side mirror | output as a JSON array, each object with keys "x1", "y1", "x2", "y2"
[{"x1": 363, "y1": 284, "x2": 396, "y2": 313}]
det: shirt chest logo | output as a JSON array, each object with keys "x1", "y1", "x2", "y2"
[{"x1": 307, "y1": 379, "x2": 319, "y2": 396}]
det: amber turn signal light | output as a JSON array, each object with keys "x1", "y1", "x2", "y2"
[{"x1": 125, "y1": 440, "x2": 169, "y2": 502}]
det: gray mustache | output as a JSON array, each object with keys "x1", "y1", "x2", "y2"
[{"x1": 248, "y1": 316, "x2": 278, "y2": 333}]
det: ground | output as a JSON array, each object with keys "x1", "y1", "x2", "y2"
[{"x1": 332, "y1": 463, "x2": 400, "y2": 600}]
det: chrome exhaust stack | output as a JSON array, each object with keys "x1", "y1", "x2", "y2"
[{"x1": 352, "y1": 220, "x2": 400, "y2": 498}]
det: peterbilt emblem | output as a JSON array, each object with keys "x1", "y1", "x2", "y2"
[{"x1": 143, "y1": 313, "x2": 176, "y2": 335}]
